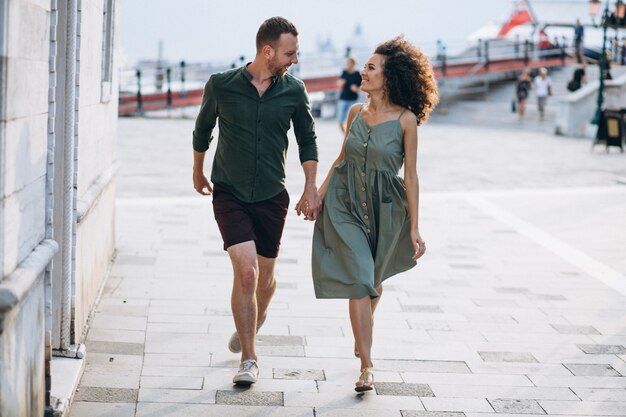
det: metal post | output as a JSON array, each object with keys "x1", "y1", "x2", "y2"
[
  {"x1": 180, "y1": 60, "x2": 186, "y2": 97},
  {"x1": 524, "y1": 40, "x2": 530, "y2": 65},
  {"x1": 136, "y1": 69, "x2": 143, "y2": 114},
  {"x1": 477, "y1": 39, "x2": 482, "y2": 59},
  {"x1": 592, "y1": 5, "x2": 609, "y2": 125},
  {"x1": 166, "y1": 68, "x2": 172, "y2": 109},
  {"x1": 442, "y1": 45, "x2": 447, "y2": 76}
]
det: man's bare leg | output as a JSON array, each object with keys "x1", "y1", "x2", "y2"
[
  {"x1": 256, "y1": 255, "x2": 278, "y2": 326},
  {"x1": 227, "y1": 241, "x2": 259, "y2": 362}
]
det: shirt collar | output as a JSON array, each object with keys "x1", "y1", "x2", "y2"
[{"x1": 242, "y1": 63, "x2": 279, "y2": 84}]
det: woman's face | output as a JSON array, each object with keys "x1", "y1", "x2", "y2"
[{"x1": 360, "y1": 54, "x2": 385, "y2": 94}]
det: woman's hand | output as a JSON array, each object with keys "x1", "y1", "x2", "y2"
[{"x1": 411, "y1": 229, "x2": 426, "y2": 260}]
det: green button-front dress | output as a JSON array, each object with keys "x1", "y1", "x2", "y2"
[{"x1": 312, "y1": 110, "x2": 417, "y2": 299}]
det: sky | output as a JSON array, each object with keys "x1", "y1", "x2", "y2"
[{"x1": 119, "y1": 0, "x2": 592, "y2": 68}]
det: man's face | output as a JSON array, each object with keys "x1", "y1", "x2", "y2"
[{"x1": 268, "y1": 33, "x2": 299, "y2": 77}]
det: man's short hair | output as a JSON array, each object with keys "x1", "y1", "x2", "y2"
[{"x1": 256, "y1": 17, "x2": 298, "y2": 53}]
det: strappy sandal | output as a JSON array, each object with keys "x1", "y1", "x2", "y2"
[{"x1": 354, "y1": 367, "x2": 374, "y2": 392}]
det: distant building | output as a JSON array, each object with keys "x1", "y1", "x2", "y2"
[{"x1": 0, "y1": 0, "x2": 119, "y2": 415}]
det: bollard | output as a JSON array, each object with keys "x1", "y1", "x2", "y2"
[{"x1": 136, "y1": 69, "x2": 143, "y2": 114}]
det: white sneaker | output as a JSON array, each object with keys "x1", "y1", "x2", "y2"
[
  {"x1": 233, "y1": 359, "x2": 259, "y2": 386},
  {"x1": 228, "y1": 317, "x2": 266, "y2": 353}
]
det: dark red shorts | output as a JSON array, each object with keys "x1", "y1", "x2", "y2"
[{"x1": 212, "y1": 184, "x2": 290, "y2": 259}]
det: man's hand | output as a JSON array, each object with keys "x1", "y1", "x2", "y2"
[
  {"x1": 295, "y1": 186, "x2": 321, "y2": 221},
  {"x1": 193, "y1": 170, "x2": 213, "y2": 195}
]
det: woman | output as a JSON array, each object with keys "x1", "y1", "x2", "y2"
[
  {"x1": 515, "y1": 69, "x2": 532, "y2": 118},
  {"x1": 311, "y1": 36, "x2": 438, "y2": 392}
]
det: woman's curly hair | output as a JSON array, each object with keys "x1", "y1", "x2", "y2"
[{"x1": 374, "y1": 36, "x2": 439, "y2": 125}]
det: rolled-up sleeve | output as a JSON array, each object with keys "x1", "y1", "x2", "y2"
[
  {"x1": 292, "y1": 85, "x2": 318, "y2": 163},
  {"x1": 192, "y1": 76, "x2": 218, "y2": 152}
]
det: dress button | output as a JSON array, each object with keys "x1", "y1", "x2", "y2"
[
  {"x1": 362, "y1": 202, "x2": 367, "y2": 207},
  {"x1": 367, "y1": 228, "x2": 371, "y2": 233},
  {"x1": 363, "y1": 143, "x2": 368, "y2": 147},
  {"x1": 364, "y1": 215, "x2": 369, "y2": 220},
  {"x1": 360, "y1": 172, "x2": 365, "y2": 177},
  {"x1": 361, "y1": 187, "x2": 365, "y2": 192}
]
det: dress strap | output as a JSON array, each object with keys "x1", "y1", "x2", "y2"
[
  {"x1": 398, "y1": 108, "x2": 408, "y2": 119},
  {"x1": 359, "y1": 104, "x2": 365, "y2": 113}
]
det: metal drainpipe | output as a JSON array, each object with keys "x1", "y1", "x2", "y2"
[{"x1": 60, "y1": 0, "x2": 77, "y2": 351}]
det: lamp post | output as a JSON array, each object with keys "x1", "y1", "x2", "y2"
[
  {"x1": 590, "y1": 0, "x2": 608, "y2": 124},
  {"x1": 590, "y1": 0, "x2": 625, "y2": 124}
]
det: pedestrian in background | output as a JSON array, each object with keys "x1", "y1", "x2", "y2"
[
  {"x1": 312, "y1": 36, "x2": 438, "y2": 393},
  {"x1": 533, "y1": 67, "x2": 552, "y2": 121},
  {"x1": 567, "y1": 62, "x2": 586, "y2": 92},
  {"x1": 192, "y1": 16, "x2": 321, "y2": 386},
  {"x1": 574, "y1": 19, "x2": 584, "y2": 63},
  {"x1": 337, "y1": 56, "x2": 362, "y2": 134},
  {"x1": 515, "y1": 69, "x2": 532, "y2": 118}
]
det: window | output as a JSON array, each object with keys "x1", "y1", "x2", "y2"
[{"x1": 100, "y1": 0, "x2": 114, "y2": 102}]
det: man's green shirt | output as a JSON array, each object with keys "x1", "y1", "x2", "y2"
[{"x1": 193, "y1": 65, "x2": 318, "y2": 203}]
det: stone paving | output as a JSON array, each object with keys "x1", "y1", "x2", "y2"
[{"x1": 69, "y1": 103, "x2": 626, "y2": 416}]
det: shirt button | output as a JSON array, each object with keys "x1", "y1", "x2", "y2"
[
  {"x1": 367, "y1": 129, "x2": 371, "y2": 134},
  {"x1": 361, "y1": 187, "x2": 366, "y2": 192},
  {"x1": 363, "y1": 143, "x2": 368, "y2": 147},
  {"x1": 364, "y1": 215, "x2": 369, "y2": 220},
  {"x1": 360, "y1": 172, "x2": 365, "y2": 177},
  {"x1": 361, "y1": 202, "x2": 367, "y2": 207}
]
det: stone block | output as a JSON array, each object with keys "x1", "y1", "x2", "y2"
[
  {"x1": 577, "y1": 344, "x2": 626, "y2": 354},
  {"x1": 488, "y1": 399, "x2": 545, "y2": 414},
  {"x1": 138, "y1": 388, "x2": 214, "y2": 404},
  {"x1": 69, "y1": 402, "x2": 136, "y2": 417},
  {"x1": 2, "y1": 113, "x2": 48, "y2": 194},
  {"x1": 401, "y1": 412, "x2": 466, "y2": 417},
  {"x1": 215, "y1": 390, "x2": 284, "y2": 406},
  {"x1": 375, "y1": 382, "x2": 435, "y2": 397},
  {"x1": 4, "y1": 58, "x2": 48, "y2": 120},
  {"x1": 86, "y1": 341, "x2": 144, "y2": 355},
  {"x1": 273, "y1": 368, "x2": 325, "y2": 381},
  {"x1": 1, "y1": 176, "x2": 46, "y2": 276},
  {"x1": 73, "y1": 387, "x2": 138, "y2": 403},
  {"x1": 478, "y1": 351, "x2": 538, "y2": 363},
  {"x1": 564, "y1": 363, "x2": 621, "y2": 376},
  {"x1": 6, "y1": 0, "x2": 50, "y2": 62},
  {"x1": 550, "y1": 324, "x2": 601, "y2": 335}
]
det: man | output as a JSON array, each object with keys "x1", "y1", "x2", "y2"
[
  {"x1": 337, "y1": 56, "x2": 361, "y2": 133},
  {"x1": 533, "y1": 67, "x2": 552, "y2": 122},
  {"x1": 574, "y1": 19, "x2": 584, "y2": 63},
  {"x1": 192, "y1": 16, "x2": 321, "y2": 386}
]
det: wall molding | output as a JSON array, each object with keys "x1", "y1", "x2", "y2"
[
  {"x1": 76, "y1": 160, "x2": 119, "y2": 224},
  {"x1": 0, "y1": 240, "x2": 59, "y2": 332}
]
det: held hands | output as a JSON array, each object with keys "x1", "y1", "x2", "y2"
[
  {"x1": 295, "y1": 186, "x2": 322, "y2": 221},
  {"x1": 193, "y1": 170, "x2": 213, "y2": 195},
  {"x1": 411, "y1": 229, "x2": 426, "y2": 261}
]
